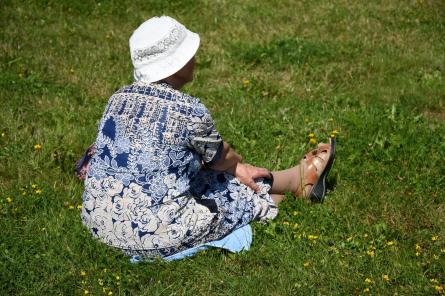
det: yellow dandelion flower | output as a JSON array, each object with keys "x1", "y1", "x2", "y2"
[
  {"x1": 309, "y1": 138, "x2": 317, "y2": 145},
  {"x1": 364, "y1": 278, "x2": 373, "y2": 284},
  {"x1": 415, "y1": 243, "x2": 421, "y2": 256},
  {"x1": 303, "y1": 261, "x2": 310, "y2": 267},
  {"x1": 433, "y1": 254, "x2": 439, "y2": 260},
  {"x1": 282, "y1": 221, "x2": 290, "y2": 226},
  {"x1": 330, "y1": 132, "x2": 336, "y2": 138},
  {"x1": 31, "y1": 184, "x2": 38, "y2": 189},
  {"x1": 6, "y1": 197, "x2": 13, "y2": 203},
  {"x1": 431, "y1": 278, "x2": 439, "y2": 284},
  {"x1": 367, "y1": 250, "x2": 375, "y2": 257},
  {"x1": 386, "y1": 241, "x2": 395, "y2": 246},
  {"x1": 363, "y1": 287, "x2": 370, "y2": 293},
  {"x1": 77, "y1": 204, "x2": 82, "y2": 210},
  {"x1": 115, "y1": 275, "x2": 120, "y2": 280},
  {"x1": 80, "y1": 270, "x2": 87, "y2": 276},
  {"x1": 293, "y1": 211, "x2": 298, "y2": 216},
  {"x1": 383, "y1": 274, "x2": 390, "y2": 281},
  {"x1": 432, "y1": 236, "x2": 438, "y2": 241},
  {"x1": 103, "y1": 268, "x2": 107, "y2": 273},
  {"x1": 308, "y1": 133, "x2": 315, "y2": 138},
  {"x1": 34, "y1": 144, "x2": 42, "y2": 151},
  {"x1": 68, "y1": 205, "x2": 75, "y2": 210},
  {"x1": 108, "y1": 292, "x2": 113, "y2": 296},
  {"x1": 84, "y1": 290, "x2": 89, "y2": 295},
  {"x1": 308, "y1": 235, "x2": 319, "y2": 241},
  {"x1": 242, "y1": 79, "x2": 250, "y2": 87},
  {"x1": 435, "y1": 285, "x2": 444, "y2": 294},
  {"x1": 35, "y1": 189, "x2": 42, "y2": 194},
  {"x1": 1, "y1": 132, "x2": 5, "y2": 138},
  {"x1": 98, "y1": 278, "x2": 104, "y2": 286},
  {"x1": 292, "y1": 223, "x2": 299, "y2": 229}
]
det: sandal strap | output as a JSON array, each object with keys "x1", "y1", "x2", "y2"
[{"x1": 303, "y1": 143, "x2": 329, "y2": 159}]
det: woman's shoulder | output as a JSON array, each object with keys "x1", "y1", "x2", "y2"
[
  {"x1": 110, "y1": 81, "x2": 191, "y2": 101},
  {"x1": 111, "y1": 81, "x2": 159, "y2": 97},
  {"x1": 105, "y1": 81, "x2": 212, "y2": 118}
]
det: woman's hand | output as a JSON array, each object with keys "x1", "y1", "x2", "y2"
[
  {"x1": 234, "y1": 163, "x2": 272, "y2": 193},
  {"x1": 208, "y1": 142, "x2": 271, "y2": 192}
]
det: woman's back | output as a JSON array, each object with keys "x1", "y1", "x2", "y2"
[{"x1": 81, "y1": 81, "x2": 221, "y2": 255}]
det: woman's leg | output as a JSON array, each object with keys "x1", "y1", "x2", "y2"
[
  {"x1": 268, "y1": 164, "x2": 317, "y2": 206},
  {"x1": 270, "y1": 194, "x2": 286, "y2": 205},
  {"x1": 270, "y1": 166, "x2": 303, "y2": 195}
]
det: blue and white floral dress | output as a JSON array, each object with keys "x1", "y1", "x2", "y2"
[{"x1": 81, "y1": 81, "x2": 278, "y2": 259}]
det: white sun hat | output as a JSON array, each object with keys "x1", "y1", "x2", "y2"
[{"x1": 129, "y1": 16, "x2": 200, "y2": 83}]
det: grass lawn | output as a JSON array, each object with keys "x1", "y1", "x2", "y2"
[{"x1": 1, "y1": 0, "x2": 444, "y2": 295}]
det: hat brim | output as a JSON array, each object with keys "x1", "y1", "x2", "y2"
[{"x1": 133, "y1": 30, "x2": 200, "y2": 83}]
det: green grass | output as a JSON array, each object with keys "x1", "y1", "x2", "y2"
[{"x1": 1, "y1": 0, "x2": 444, "y2": 295}]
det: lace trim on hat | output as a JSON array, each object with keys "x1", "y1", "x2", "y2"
[{"x1": 132, "y1": 24, "x2": 187, "y2": 63}]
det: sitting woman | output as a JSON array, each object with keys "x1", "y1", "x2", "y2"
[{"x1": 78, "y1": 16, "x2": 335, "y2": 261}]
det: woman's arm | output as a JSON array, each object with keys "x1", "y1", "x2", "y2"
[
  {"x1": 207, "y1": 142, "x2": 242, "y2": 174},
  {"x1": 208, "y1": 142, "x2": 271, "y2": 192}
]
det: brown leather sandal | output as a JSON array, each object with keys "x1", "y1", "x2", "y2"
[{"x1": 293, "y1": 138, "x2": 336, "y2": 202}]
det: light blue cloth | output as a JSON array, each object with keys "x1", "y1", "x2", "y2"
[{"x1": 130, "y1": 224, "x2": 252, "y2": 263}]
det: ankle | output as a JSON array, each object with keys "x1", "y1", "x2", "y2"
[{"x1": 290, "y1": 165, "x2": 303, "y2": 194}]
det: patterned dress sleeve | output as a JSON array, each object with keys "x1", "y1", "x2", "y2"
[{"x1": 189, "y1": 103, "x2": 224, "y2": 166}]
